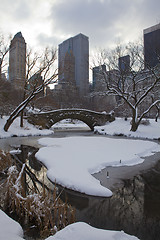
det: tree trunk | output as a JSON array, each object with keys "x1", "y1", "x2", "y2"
[
  {"x1": 4, "y1": 91, "x2": 35, "y2": 132},
  {"x1": 130, "y1": 109, "x2": 139, "y2": 132},
  {"x1": 130, "y1": 121, "x2": 139, "y2": 132},
  {"x1": 4, "y1": 118, "x2": 14, "y2": 132},
  {"x1": 20, "y1": 110, "x2": 24, "y2": 128}
]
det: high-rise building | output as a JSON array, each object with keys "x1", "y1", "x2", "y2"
[
  {"x1": 9, "y1": 32, "x2": 26, "y2": 89},
  {"x1": 144, "y1": 23, "x2": 160, "y2": 68},
  {"x1": 118, "y1": 55, "x2": 130, "y2": 73},
  {"x1": 92, "y1": 65, "x2": 106, "y2": 91},
  {"x1": 58, "y1": 33, "x2": 89, "y2": 96},
  {"x1": 63, "y1": 48, "x2": 75, "y2": 87}
]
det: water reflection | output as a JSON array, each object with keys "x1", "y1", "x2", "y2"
[
  {"x1": 59, "y1": 160, "x2": 160, "y2": 240},
  {"x1": 59, "y1": 188, "x2": 90, "y2": 210},
  {"x1": 11, "y1": 145, "x2": 53, "y2": 193}
]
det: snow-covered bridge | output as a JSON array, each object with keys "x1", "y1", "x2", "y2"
[{"x1": 27, "y1": 109, "x2": 115, "y2": 131}]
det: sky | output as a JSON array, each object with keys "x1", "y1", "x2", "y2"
[{"x1": 0, "y1": 0, "x2": 160, "y2": 52}]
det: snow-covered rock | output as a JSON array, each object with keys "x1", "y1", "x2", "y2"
[
  {"x1": 46, "y1": 222, "x2": 140, "y2": 240},
  {"x1": 0, "y1": 210, "x2": 24, "y2": 240}
]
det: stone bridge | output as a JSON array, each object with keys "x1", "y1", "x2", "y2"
[{"x1": 27, "y1": 109, "x2": 115, "y2": 131}]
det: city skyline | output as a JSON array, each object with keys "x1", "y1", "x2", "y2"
[
  {"x1": 6, "y1": 20, "x2": 160, "y2": 90},
  {"x1": 0, "y1": 0, "x2": 160, "y2": 52}
]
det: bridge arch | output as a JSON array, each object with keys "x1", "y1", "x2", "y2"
[
  {"x1": 49, "y1": 115, "x2": 94, "y2": 130},
  {"x1": 27, "y1": 109, "x2": 115, "y2": 131}
]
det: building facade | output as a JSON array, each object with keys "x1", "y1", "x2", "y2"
[
  {"x1": 118, "y1": 55, "x2": 130, "y2": 73},
  {"x1": 144, "y1": 23, "x2": 160, "y2": 68},
  {"x1": 91, "y1": 65, "x2": 117, "y2": 112},
  {"x1": 9, "y1": 32, "x2": 26, "y2": 89},
  {"x1": 92, "y1": 64, "x2": 106, "y2": 91},
  {"x1": 63, "y1": 48, "x2": 76, "y2": 87},
  {"x1": 58, "y1": 33, "x2": 89, "y2": 96}
]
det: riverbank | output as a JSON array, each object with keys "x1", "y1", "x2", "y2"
[
  {"x1": 0, "y1": 116, "x2": 53, "y2": 139},
  {"x1": 0, "y1": 118, "x2": 160, "y2": 240},
  {"x1": 93, "y1": 117, "x2": 160, "y2": 190},
  {"x1": 0, "y1": 117, "x2": 160, "y2": 194},
  {"x1": 93, "y1": 150, "x2": 160, "y2": 191},
  {"x1": 36, "y1": 136, "x2": 160, "y2": 197},
  {"x1": 94, "y1": 117, "x2": 160, "y2": 140}
]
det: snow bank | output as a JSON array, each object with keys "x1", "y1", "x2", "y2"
[
  {"x1": 0, "y1": 116, "x2": 53, "y2": 138},
  {"x1": 46, "y1": 222, "x2": 140, "y2": 240},
  {"x1": 94, "y1": 118, "x2": 160, "y2": 140},
  {"x1": 0, "y1": 206, "x2": 140, "y2": 240},
  {"x1": 36, "y1": 136, "x2": 160, "y2": 197},
  {"x1": 0, "y1": 210, "x2": 24, "y2": 240},
  {"x1": 0, "y1": 210, "x2": 140, "y2": 240}
]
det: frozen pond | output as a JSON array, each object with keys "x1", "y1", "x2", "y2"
[
  {"x1": 0, "y1": 126, "x2": 92, "y2": 151},
  {"x1": 0, "y1": 126, "x2": 160, "y2": 240}
]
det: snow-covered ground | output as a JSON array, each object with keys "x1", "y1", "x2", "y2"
[
  {"x1": 46, "y1": 222, "x2": 139, "y2": 240},
  {"x1": 0, "y1": 210, "x2": 139, "y2": 240},
  {"x1": 0, "y1": 116, "x2": 53, "y2": 138},
  {"x1": 94, "y1": 117, "x2": 160, "y2": 140},
  {"x1": 36, "y1": 136, "x2": 160, "y2": 197},
  {"x1": 52, "y1": 119, "x2": 88, "y2": 129},
  {"x1": 1, "y1": 116, "x2": 159, "y2": 140},
  {"x1": 0, "y1": 117, "x2": 159, "y2": 239},
  {"x1": 0, "y1": 116, "x2": 159, "y2": 197},
  {"x1": 0, "y1": 210, "x2": 24, "y2": 240}
]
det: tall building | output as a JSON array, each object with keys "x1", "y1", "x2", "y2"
[
  {"x1": 118, "y1": 55, "x2": 130, "y2": 73},
  {"x1": 144, "y1": 23, "x2": 160, "y2": 68},
  {"x1": 58, "y1": 33, "x2": 89, "y2": 96},
  {"x1": 63, "y1": 48, "x2": 75, "y2": 87},
  {"x1": 9, "y1": 32, "x2": 26, "y2": 89},
  {"x1": 92, "y1": 65, "x2": 106, "y2": 91}
]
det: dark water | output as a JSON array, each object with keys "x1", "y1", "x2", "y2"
[
  {"x1": 1, "y1": 130, "x2": 160, "y2": 240},
  {"x1": 56, "y1": 158, "x2": 160, "y2": 240}
]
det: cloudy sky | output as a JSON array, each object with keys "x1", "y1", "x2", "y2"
[{"x1": 0, "y1": 0, "x2": 160, "y2": 51}]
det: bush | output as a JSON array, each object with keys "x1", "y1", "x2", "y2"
[{"x1": 140, "y1": 119, "x2": 150, "y2": 126}]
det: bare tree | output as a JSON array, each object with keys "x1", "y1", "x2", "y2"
[
  {"x1": 0, "y1": 33, "x2": 10, "y2": 79},
  {"x1": 4, "y1": 47, "x2": 58, "y2": 132},
  {"x1": 19, "y1": 47, "x2": 43, "y2": 127},
  {"x1": 92, "y1": 43, "x2": 160, "y2": 131}
]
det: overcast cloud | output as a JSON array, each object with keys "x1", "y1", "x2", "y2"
[{"x1": 0, "y1": 0, "x2": 160, "y2": 51}]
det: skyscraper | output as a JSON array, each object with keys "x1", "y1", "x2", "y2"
[
  {"x1": 58, "y1": 33, "x2": 89, "y2": 96},
  {"x1": 144, "y1": 23, "x2": 160, "y2": 68},
  {"x1": 63, "y1": 48, "x2": 75, "y2": 87},
  {"x1": 9, "y1": 32, "x2": 26, "y2": 89},
  {"x1": 92, "y1": 64, "x2": 106, "y2": 91},
  {"x1": 118, "y1": 55, "x2": 130, "y2": 73}
]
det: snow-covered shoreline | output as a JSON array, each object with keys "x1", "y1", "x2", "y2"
[
  {"x1": 0, "y1": 116, "x2": 159, "y2": 197},
  {"x1": 0, "y1": 210, "x2": 24, "y2": 240},
  {"x1": 0, "y1": 116, "x2": 159, "y2": 140},
  {"x1": 0, "y1": 116, "x2": 53, "y2": 139},
  {"x1": 0, "y1": 117, "x2": 159, "y2": 240},
  {"x1": 36, "y1": 136, "x2": 160, "y2": 197},
  {"x1": 46, "y1": 222, "x2": 140, "y2": 240},
  {"x1": 94, "y1": 117, "x2": 160, "y2": 140},
  {"x1": 0, "y1": 209, "x2": 140, "y2": 240}
]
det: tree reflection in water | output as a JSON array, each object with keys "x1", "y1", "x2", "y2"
[{"x1": 61, "y1": 160, "x2": 160, "y2": 240}]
